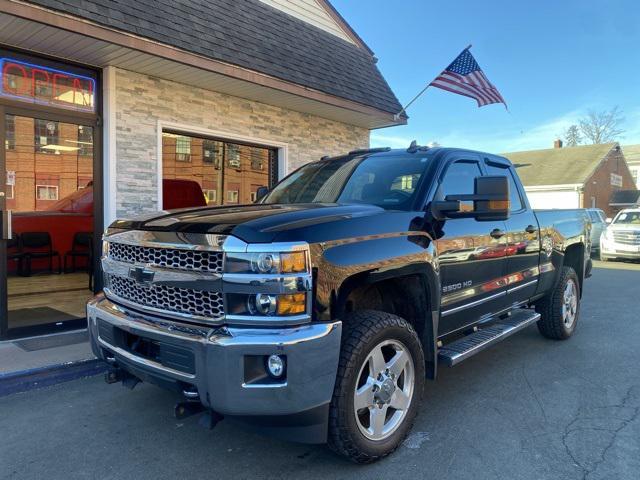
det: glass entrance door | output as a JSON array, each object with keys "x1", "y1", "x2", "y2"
[{"x1": 1, "y1": 113, "x2": 95, "y2": 336}]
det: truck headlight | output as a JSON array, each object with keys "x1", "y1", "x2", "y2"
[
  {"x1": 226, "y1": 250, "x2": 308, "y2": 274},
  {"x1": 231, "y1": 292, "x2": 307, "y2": 317}
]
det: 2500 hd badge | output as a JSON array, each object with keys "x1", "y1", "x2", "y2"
[{"x1": 89, "y1": 145, "x2": 591, "y2": 463}]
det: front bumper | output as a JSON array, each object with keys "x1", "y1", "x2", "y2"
[
  {"x1": 87, "y1": 294, "x2": 342, "y2": 442},
  {"x1": 600, "y1": 241, "x2": 640, "y2": 259}
]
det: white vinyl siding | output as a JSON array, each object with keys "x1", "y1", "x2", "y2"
[{"x1": 258, "y1": 0, "x2": 356, "y2": 44}]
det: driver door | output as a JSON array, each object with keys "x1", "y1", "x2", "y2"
[{"x1": 435, "y1": 156, "x2": 510, "y2": 335}]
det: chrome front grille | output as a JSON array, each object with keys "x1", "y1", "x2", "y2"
[
  {"x1": 108, "y1": 276, "x2": 224, "y2": 319},
  {"x1": 108, "y1": 242, "x2": 224, "y2": 273},
  {"x1": 612, "y1": 231, "x2": 640, "y2": 245}
]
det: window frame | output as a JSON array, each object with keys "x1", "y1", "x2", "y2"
[
  {"x1": 34, "y1": 118, "x2": 60, "y2": 154},
  {"x1": 226, "y1": 144, "x2": 241, "y2": 169},
  {"x1": 5, "y1": 114, "x2": 15, "y2": 151},
  {"x1": 77, "y1": 125, "x2": 93, "y2": 157},
  {"x1": 35, "y1": 184, "x2": 59, "y2": 201},
  {"x1": 175, "y1": 135, "x2": 192, "y2": 162},
  {"x1": 226, "y1": 189, "x2": 239, "y2": 203},
  {"x1": 204, "y1": 189, "x2": 217, "y2": 203}
]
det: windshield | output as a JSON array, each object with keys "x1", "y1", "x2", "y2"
[
  {"x1": 613, "y1": 211, "x2": 640, "y2": 225},
  {"x1": 263, "y1": 154, "x2": 431, "y2": 210}
]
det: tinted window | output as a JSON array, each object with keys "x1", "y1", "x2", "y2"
[
  {"x1": 588, "y1": 211, "x2": 600, "y2": 222},
  {"x1": 263, "y1": 155, "x2": 431, "y2": 210},
  {"x1": 440, "y1": 161, "x2": 482, "y2": 197},
  {"x1": 485, "y1": 162, "x2": 523, "y2": 211}
]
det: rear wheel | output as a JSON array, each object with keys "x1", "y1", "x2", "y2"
[
  {"x1": 328, "y1": 310, "x2": 425, "y2": 463},
  {"x1": 535, "y1": 266, "x2": 580, "y2": 340}
]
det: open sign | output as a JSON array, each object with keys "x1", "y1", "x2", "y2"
[{"x1": 0, "y1": 58, "x2": 95, "y2": 112}]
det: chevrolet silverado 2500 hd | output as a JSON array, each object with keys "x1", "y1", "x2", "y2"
[{"x1": 88, "y1": 145, "x2": 591, "y2": 463}]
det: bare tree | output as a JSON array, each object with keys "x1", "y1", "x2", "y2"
[
  {"x1": 578, "y1": 106, "x2": 625, "y2": 144},
  {"x1": 563, "y1": 124, "x2": 582, "y2": 146}
]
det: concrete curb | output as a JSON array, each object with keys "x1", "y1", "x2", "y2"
[{"x1": 0, "y1": 358, "x2": 108, "y2": 397}]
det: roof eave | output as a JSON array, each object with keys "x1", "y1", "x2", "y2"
[{"x1": 2, "y1": 0, "x2": 403, "y2": 129}]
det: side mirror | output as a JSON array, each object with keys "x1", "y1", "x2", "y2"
[
  {"x1": 431, "y1": 176, "x2": 510, "y2": 221},
  {"x1": 255, "y1": 186, "x2": 269, "y2": 203},
  {"x1": 606, "y1": 217, "x2": 612, "y2": 224}
]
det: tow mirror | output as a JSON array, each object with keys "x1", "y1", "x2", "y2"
[
  {"x1": 431, "y1": 176, "x2": 510, "y2": 221},
  {"x1": 255, "y1": 186, "x2": 269, "y2": 203}
]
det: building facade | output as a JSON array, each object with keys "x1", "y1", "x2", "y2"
[
  {"x1": 504, "y1": 142, "x2": 637, "y2": 217},
  {"x1": 0, "y1": 0, "x2": 404, "y2": 339},
  {"x1": 622, "y1": 144, "x2": 640, "y2": 189}
]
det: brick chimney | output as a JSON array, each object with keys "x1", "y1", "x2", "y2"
[{"x1": 554, "y1": 139, "x2": 563, "y2": 148}]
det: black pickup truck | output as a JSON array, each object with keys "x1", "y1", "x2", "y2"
[{"x1": 88, "y1": 145, "x2": 591, "y2": 463}]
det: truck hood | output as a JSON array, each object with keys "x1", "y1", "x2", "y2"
[
  {"x1": 606, "y1": 224, "x2": 640, "y2": 232},
  {"x1": 110, "y1": 203, "x2": 417, "y2": 244}
]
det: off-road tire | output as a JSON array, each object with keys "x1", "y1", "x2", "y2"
[
  {"x1": 328, "y1": 310, "x2": 425, "y2": 463},
  {"x1": 535, "y1": 266, "x2": 580, "y2": 340}
]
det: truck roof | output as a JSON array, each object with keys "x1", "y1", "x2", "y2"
[{"x1": 320, "y1": 146, "x2": 512, "y2": 166}]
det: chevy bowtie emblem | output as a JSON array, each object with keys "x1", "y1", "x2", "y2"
[{"x1": 128, "y1": 266, "x2": 155, "y2": 286}]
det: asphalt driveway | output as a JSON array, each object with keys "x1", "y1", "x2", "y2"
[{"x1": 1, "y1": 260, "x2": 639, "y2": 480}]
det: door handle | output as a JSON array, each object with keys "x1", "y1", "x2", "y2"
[
  {"x1": 525, "y1": 224, "x2": 537, "y2": 234},
  {"x1": 490, "y1": 228, "x2": 505, "y2": 239},
  {"x1": 1, "y1": 210, "x2": 12, "y2": 240}
]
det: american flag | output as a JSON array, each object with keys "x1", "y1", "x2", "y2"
[{"x1": 430, "y1": 48, "x2": 506, "y2": 108}]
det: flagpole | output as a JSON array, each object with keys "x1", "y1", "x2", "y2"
[{"x1": 393, "y1": 44, "x2": 473, "y2": 121}]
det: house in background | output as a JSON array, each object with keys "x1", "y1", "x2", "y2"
[
  {"x1": 622, "y1": 144, "x2": 640, "y2": 189},
  {"x1": 503, "y1": 141, "x2": 637, "y2": 217}
]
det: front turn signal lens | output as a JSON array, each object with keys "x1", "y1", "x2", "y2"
[
  {"x1": 277, "y1": 293, "x2": 306, "y2": 315},
  {"x1": 280, "y1": 252, "x2": 307, "y2": 273}
]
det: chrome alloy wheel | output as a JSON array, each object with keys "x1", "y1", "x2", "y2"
[
  {"x1": 562, "y1": 278, "x2": 578, "y2": 328},
  {"x1": 353, "y1": 339, "x2": 415, "y2": 441}
]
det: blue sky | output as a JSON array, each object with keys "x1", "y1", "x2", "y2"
[{"x1": 332, "y1": 0, "x2": 640, "y2": 152}]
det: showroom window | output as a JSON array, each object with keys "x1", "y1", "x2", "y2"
[{"x1": 162, "y1": 130, "x2": 277, "y2": 208}]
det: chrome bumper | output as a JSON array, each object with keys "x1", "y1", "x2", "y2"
[
  {"x1": 600, "y1": 242, "x2": 640, "y2": 259},
  {"x1": 87, "y1": 294, "x2": 342, "y2": 417}
]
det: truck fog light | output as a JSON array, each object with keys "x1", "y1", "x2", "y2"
[
  {"x1": 248, "y1": 293, "x2": 277, "y2": 315},
  {"x1": 266, "y1": 354, "x2": 286, "y2": 378}
]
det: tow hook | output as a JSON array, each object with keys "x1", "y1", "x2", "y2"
[
  {"x1": 104, "y1": 367, "x2": 140, "y2": 390},
  {"x1": 174, "y1": 402, "x2": 224, "y2": 429},
  {"x1": 199, "y1": 410, "x2": 224, "y2": 430}
]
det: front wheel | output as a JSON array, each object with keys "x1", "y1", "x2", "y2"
[
  {"x1": 328, "y1": 310, "x2": 425, "y2": 463},
  {"x1": 535, "y1": 266, "x2": 580, "y2": 340}
]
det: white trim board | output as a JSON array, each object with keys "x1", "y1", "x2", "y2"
[{"x1": 102, "y1": 66, "x2": 117, "y2": 226}]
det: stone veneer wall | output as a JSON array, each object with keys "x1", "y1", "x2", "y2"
[{"x1": 114, "y1": 68, "x2": 370, "y2": 217}]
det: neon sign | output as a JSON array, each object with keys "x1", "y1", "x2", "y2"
[{"x1": 0, "y1": 58, "x2": 95, "y2": 112}]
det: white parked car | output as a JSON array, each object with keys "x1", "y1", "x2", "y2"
[{"x1": 600, "y1": 208, "x2": 640, "y2": 262}]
